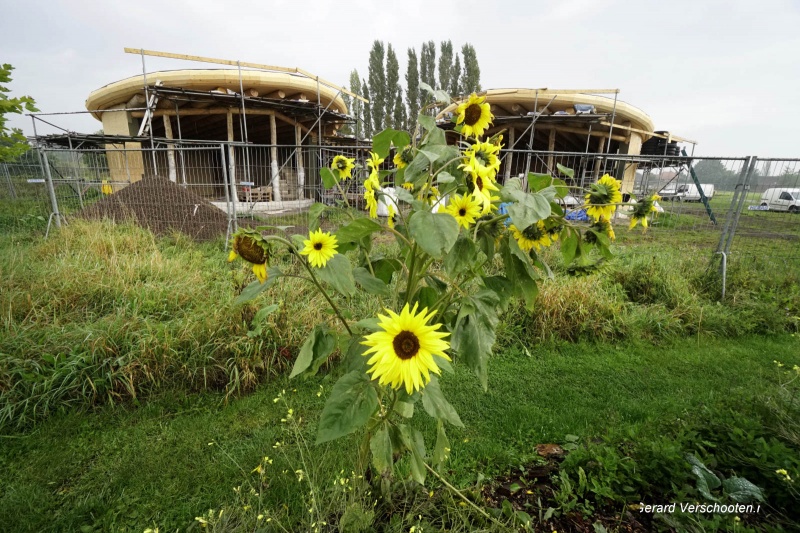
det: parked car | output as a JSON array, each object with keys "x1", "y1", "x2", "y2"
[
  {"x1": 660, "y1": 184, "x2": 715, "y2": 202},
  {"x1": 760, "y1": 188, "x2": 800, "y2": 213}
]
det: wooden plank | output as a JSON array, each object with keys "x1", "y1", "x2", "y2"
[
  {"x1": 131, "y1": 108, "x2": 310, "y2": 134},
  {"x1": 295, "y1": 124, "x2": 305, "y2": 200},
  {"x1": 162, "y1": 115, "x2": 177, "y2": 183},
  {"x1": 270, "y1": 114, "x2": 281, "y2": 202},
  {"x1": 123, "y1": 48, "x2": 369, "y2": 104},
  {"x1": 598, "y1": 121, "x2": 697, "y2": 144}
]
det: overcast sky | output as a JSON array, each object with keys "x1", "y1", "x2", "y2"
[{"x1": 2, "y1": 0, "x2": 799, "y2": 156}]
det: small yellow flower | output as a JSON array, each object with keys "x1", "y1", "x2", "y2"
[
  {"x1": 455, "y1": 93, "x2": 494, "y2": 139},
  {"x1": 366, "y1": 151, "x2": 384, "y2": 171},
  {"x1": 331, "y1": 155, "x2": 356, "y2": 180},
  {"x1": 445, "y1": 193, "x2": 482, "y2": 229},
  {"x1": 101, "y1": 180, "x2": 113, "y2": 195},
  {"x1": 300, "y1": 229, "x2": 338, "y2": 268}
]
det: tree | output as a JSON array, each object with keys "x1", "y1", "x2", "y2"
[
  {"x1": 405, "y1": 48, "x2": 420, "y2": 129},
  {"x1": 419, "y1": 41, "x2": 436, "y2": 112},
  {"x1": 0, "y1": 64, "x2": 38, "y2": 162},
  {"x1": 367, "y1": 41, "x2": 386, "y2": 135},
  {"x1": 460, "y1": 43, "x2": 481, "y2": 93},
  {"x1": 437, "y1": 40, "x2": 454, "y2": 92},
  {"x1": 348, "y1": 70, "x2": 363, "y2": 139},
  {"x1": 362, "y1": 80, "x2": 372, "y2": 139},
  {"x1": 450, "y1": 53, "x2": 462, "y2": 97},
  {"x1": 385, "y1": 45, "x2": 401, "y2": 130}
]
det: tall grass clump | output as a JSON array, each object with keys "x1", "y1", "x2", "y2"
[{"x1": 0, "y1": 220, "x2": 318, "y2": 429}]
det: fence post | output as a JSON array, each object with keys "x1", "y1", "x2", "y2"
[
  {"x1": 715, "y1": 156, "x2": 752, "y2": 255},
  {"x1": 723, "y1": 156, "x2": 757, "y2": 256},
  {"x1": 2, "y1": 163, "x2": 16, "y2": 199},
  {"x1": 39, "y1": 148, "x2": 64, "y2": 234},
  {"x1": 220, "y1": 143, "x2": 238, "y2": 244}
]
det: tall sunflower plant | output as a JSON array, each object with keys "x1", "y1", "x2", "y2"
[{"x1": 229, "y1": 88, "x2": 636, "y2": 490}]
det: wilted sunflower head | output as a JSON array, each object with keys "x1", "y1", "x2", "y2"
[
  {"x1": 585, "y1": 216, "x2": 615, "y2": 243},
  {"x1": 331, "y1": 155, "x2": 356, "y2": 180},
  {"x1": 231, "y1": 229, "x2": 270, "y2": 265},
  {"x1": 584, "y1": 174, "x2": 623, "y2": 221},
  {"x1": 510, "y1": 221, "x2": 552, "y2": 252}
]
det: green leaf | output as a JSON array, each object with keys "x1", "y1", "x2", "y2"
[
  {"x1": 343, "y1": 336, "x2": 369, "y2": 373},
  {"x1": 506, "y1": 191, "x2": 552, "y2": 230},
  {"x1": 444, "y1": 236, "x2": 476, "y2": 277},
  {"x1": 417, "y1": 113, "x2": 436, "y2": 132},
  {"x1": 722, "y1": 477, "x2": 764, "y2": 503},
  {"x1": 394, "y1": 400, "x2": 414, "y2": 418},
  {"x1": 434, "y1": 355, "x2": 454, "y2": 374},
  {"x1": 418, "y1": 149, "x2": 441, "y2": 163},
  {"x1": 317, "y1": 371, "x2": 379, "y2": 444},
  {"x1": 686, "y1": 454, "x2": 721, "y2": 501},
  {"x1": 247, "y1": 303, "x2": 280, "y2": 337},
  {"x1": 437, "y1": 171, "x2": 456, "y2": 185},
  {"x1": 320, "y1": 167, "x2": 338, "y2": 189},
  {"x1": 308, "y1": 202, "x2": 328, "y2": 231},
  {"x1": 561, "y1": 231, "x2": 578, "y2": 265},
  {"x1": 412, "y1": 286, "x2": 439, "y2": 312},
  {"x1": 373, "y1": 129, "x2": 410, "y2": 159},
  {"x1": 482, "y1": 276, "x2": 514, "y2": 310},
  {"x1": 500, "y1": 237, "x2": 539, "y2": 310},
  {"x1": 451, "y1": 290, "x2": 500, "y2": 390},
  {"x1": 371, "y1": 258, "x2": 402, "y2": 285},
  {"x1": 404, "y1": 152, "x2": 431, "y2": 188},
  {"x1": 370, "y1": 425, "x2": 393, "y2": 474},
  {"x1": 335, "y1": 218, "x2": 382, "y2": 245},
  {"x1": 290, "y1": 324, "x2": 336, "y2": 378},
  {"x1": 408, "y1": 211, "x2": 459, "y2": 259},
  {"x1": 353, "y1": 267, "x2": 391, "y2": 297},
  {"x1": 421, "y1": 376, "x2": 464, "y2": 427},
  {"x1": 432, "y1": 421, "x2": 450, "y2": 470},
  {"x1": 234, "y1": 267, "x2": 282, "y2": 304},
  {"x1": 552, "y1": 177, "x2": 569, "y2": 198},
  {"x1": 315, "y1": 254, "x2": 355, "y2": 297},
  {"x1": 398, "y1": 424, "x2": 427, "y2": 484},
  {"x1": 418, "y1": 83, "x2": 451, "y2": 105},
  {"x1": 556, "y1": 162, "x2": 575, "y2": 178},
  {"x1": 527, "y1": 172, "x2": 552, "y2": 192}
]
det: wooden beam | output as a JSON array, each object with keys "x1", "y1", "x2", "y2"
[
  {"x1": 503, "y1": 127, "x2": 515, "y2": 181},
  {"x1": 287, "y1": 92, "x2": 308, "y2": 102},
  {"x1": 162, "y1": 115, "x2": 177, "y2": 183},
  {"x1": 131, "y1": 108, "x2": 310, "y2": 134},
  {"x1": 534, "y1": 124, "x2": 627, "y2": 143},
  {"x1": 123, "y1": 47, "x2": 369, "y2": 103},
  {"x1": 243, "y1": 88, "x2": 259, "y2": 97},
  {"x1": 269, "y1": 114, "x2": 281, "y2": 202},
  {"x1": 547, "y1": 129, "x2": 556, "y2": 171},
  {"x1": 598, "y1": 120, "x2": 697, "y2": 145},
  {"x1": 295, "y1": 125, "x2": 305, "y2": 200},
  {"x1": 265, "y1": 89, "x2": 286, "y2": 99},
  {"x1": 510, "y1": 103, "x2": 528, "y2": 115}
]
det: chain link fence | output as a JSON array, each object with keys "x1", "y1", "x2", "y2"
[{"x1": 2, "y1": 143, "x2": 799, "y2": 296}]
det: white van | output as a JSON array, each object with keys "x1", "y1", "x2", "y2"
[
  {"x1": 760, "y1": 188, "x2": 800, "y2": 213},
  {"x1": 660, "y1": 183, "x2": 715, "y2": 202}
]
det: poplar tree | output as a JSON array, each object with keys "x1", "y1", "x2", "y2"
[
  {"x1": 450, "y1": 53, "x2": 462, "y2": 97},
  {"x1": 362, "y1": 80, "x2": 372, "y2": 139},
  {"x1": 367, "y1": 41, "x2": 386, "y2": 134},
  {"x1": 437, "y1": 40, "x2": 454, "y2": 92},
  {"x1": 419, "y1": 41, "x2": 436, "y2": 112},
  {"x1": 385, "y1": 44, "x2": 400, "y2": 130},
  {"x1": 405, "y1": 48, "x2": 420, "y2": 128},
  {"x1": 348, "y1": 70, "x2": 363, "y2": 139},
  {"x1": 460, "y1": 43, "x2": 482, "y2": 93}
]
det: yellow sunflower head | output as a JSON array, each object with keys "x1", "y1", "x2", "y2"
[
  {"x1": 445, "y1": 193, "x2": 483, "y2": 229},
  {"x1": 300, "y1": 229, "x2": 338, "y2": 268},
  {"x1": 455, "y1": 93, "x2": 494, "y2": 139},
  {"x1": 364, "y1": 186, "x2": 378, "y2": 218},
  {"x1": 510, "y1": 221, "x2": 552, "y2": 252},
  {"x1": 584, "y1": 174, "x2": 622, "y2": 221},
  {"x1": 361, "y1": 302, "x2": 451, "y2": 394},
  {"x1": 629, "y1": 193, "x2": 660, "y2": 230},
  {"x1": 459, "y1": 143, "x2": 501, "y2": 182},
  {"x1": 387, "y1": 203, "x2": 397, "y2": 229},
  {"x1": 468, "y1": 173, "x2": 500, "y2": 213},
  {"x1": 331, "y1": 155, "x2": 356, "y2": 180},
  {"x1": 366, "y1": 151, "x2": 385, "y2": 171},
  {"x1": 228, "y1": 229, "x2": 270, "y2": 283},
  {"x1": 393, "y1": 146, "x2": 414, "y2": 169}
]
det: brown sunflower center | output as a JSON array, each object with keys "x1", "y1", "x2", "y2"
[
  {"x1": 313, "y1": 242, "x2": 323, "y2": 250},
  {"x1": 235, "y1": 236, "x2": 268, "y2": 264},
  {"x1": 458, "y1": 208, "x2": 467, "y2": 216},
  {"x1": 336, "y1": 160, "x2": 347, "y2": 170},
  {"x1": 475, "y1": 176, "x2": 484, "y2": 190},
  {"x1": 393, "y1": 330, "x2": 420, "y2": 360},
  {"x1": 522, "y1": 225, "x2": 545, "y2": 241},
  {"x1": 464, "y1": 103, "x2": 482, "y2": 126},
  {"x1": 475, "y1": 150, "x2": 490, "y2": 166}
]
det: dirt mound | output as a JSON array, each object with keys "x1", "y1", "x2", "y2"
[{"x1": 79, "y1": 177, "x2": 230, "y2": 241}]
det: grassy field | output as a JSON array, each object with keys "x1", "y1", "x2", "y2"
[{"x1": 1, "y1": 216, "x2": 799, "y2": 532}]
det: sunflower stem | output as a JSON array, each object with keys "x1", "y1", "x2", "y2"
[
  {"x1": 423, "y1": 462, "x2": 506, "y2": 527},
  {"x1": 301, "y1": 260, "x2": 353, "y2": 336}
]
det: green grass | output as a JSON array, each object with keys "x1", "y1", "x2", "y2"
[{"x1": 1, "y1": 335, "x2": 797, "y2": 532}]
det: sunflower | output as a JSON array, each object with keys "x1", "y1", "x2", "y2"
[
  {"x1": 445, "y1": 193, "x2": 482, "y2": 229},
  {"x1": 362, "y1": 302, "x2": 451, "y2": 394},
  {"x1": 364, "y1": 185, "x2": 378, "y2": 219},
  {"x1": 585, "y1": 216, "x2": 616, "y2": 243},
  {"x1": 455, "y1": 93, "x2": 493, "y2": 139},
  {"x1": 509, "y1": 221, "x2": 552, "y2": 252},
  {"x1": 101, "y1": 180, "x2": 113, "y2": 195},
  {"x1": 228, "y1": 228, "x2": 270, "y2": 283},
  {"x1": 461, "y1": 141, "x2": 501, "y2": 180},
  {"x1": 366, "y1": 151, "x2": 385, "y2": 171},
  {"x1": 387, "y1": 204, "x2": 397, "y2": 229},
  {"x1": 331, "y1": 155, "x2": 356, "y2": 180},
  {"x1": 300, "y1": 229, "x2": 338, "y2": 268},
  {"x1": 584, "y1": 174, "x2": 623, "y2": 221},
  {"x1": 393, "y1": 145, "x2": 414, "y2": 169},
  {"x1": 629, "y1": 193, "x2": 661, "y2": 230},
  {"x1": 469, "y1": 173, "x2": 500, "y2": 213},
  {"x1": 401, "y1": 182, "x2": 415, "y2": 191}
]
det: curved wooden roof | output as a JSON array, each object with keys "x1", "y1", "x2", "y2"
[
  {"x1": 85, "y1": 69, "x2": 348, "y2": 120},
  {"x1": 439, "y1": 88, "x2": 654, "y2": 136}
]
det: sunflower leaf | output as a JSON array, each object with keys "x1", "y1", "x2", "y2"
[
  {"x1": 308, "y1": 202, "x2": 328, "y2": 231},
  {"x1": 444, "y1": 236, "x2": 476, "y2": 277},
  {"x1": 404, "y1": 152, "x2": 431, "y2": 188},
  {"x1": 527, "y1": 173, "x2": 552, "y2": 192},
  {"x1": 451, "y1": 290, "x2": 500, "y2": 391},
  {"x1": 561, "y1": 232, "x2": 579, "y2": 265},
  {"x1": 372, "y1": 129, "x2": 411, "y2": 159},
  {"x1": 335, "y1": 218, "x2": 383, "y2": 244},
  {"x1": 722, "y1": 477, "x2": 764, "y2": 503},
  {"x1": 432, "y1": 421, "x2": 451, "y2": 470},
  {"x1": 317, "y1": 371, "x2": 379, "y2": 444},
  {"x1": 316, "y1": 254, "x2": 356, "y2": 297},
  {"x1": 370, "y1": 425, "x2": 393, "y2": 474},
  {"x1": 343, "y1": 336, "x2": 369, "y2": 373},
  {"x1": 408, "y1": 211, "x2": 459, "y2": 259},
  {"x1": 290, "y1": 324, "x2": 336, "y2": 378},
  {"x1": 371, "y1": 258, "x2": 403, "y2": 285},
  {"x1": 500, "y1": 238, "x2": 539, "y2": 311},
  {"x1": 320, "y1": 167, "x2": 338, "y2": 189},
  {"x1": 398, "y1": 424, "x2": 427, "y2": 485},
  {"x1": 481, "y1": 276, "x2": 515, "y2": 310},
  {"x1": 506, "y1": 191, "x2": 552, "y2": 230},
  {"x1": 436, "y1": 171, "x2": 456, "y2": 185},
  {"x1": 234, "y1": 267, "x2": 282, "y2": 304},
  {"x1": 556, "y1": 163, "x2": 575, "y2": 179},
  {"x1": 417, "y1": 113, "x2": 437, "y2": 132},
  {"x1": 421, "y1": 376, "x2": 464, "y2": 427},
  {"x1": 353, "y1": 267, "x2": 391, "y2": 297}
]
